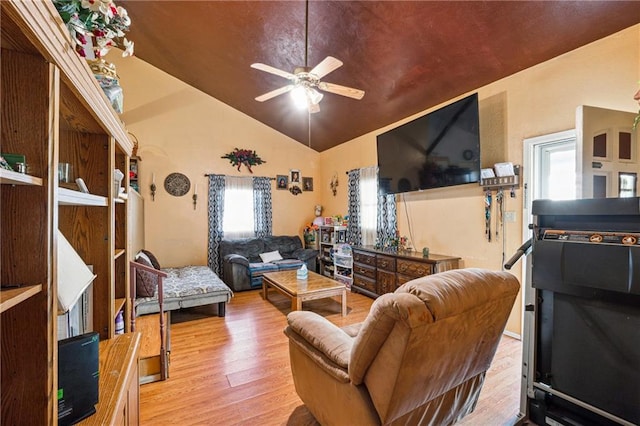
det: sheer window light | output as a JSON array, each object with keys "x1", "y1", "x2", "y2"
[
  {"x1": 223, "y1": 176, "x2": 254, "y2": 239},
  {"x1": 360, "y1": 167, "x2": 378, "y2": 246}
]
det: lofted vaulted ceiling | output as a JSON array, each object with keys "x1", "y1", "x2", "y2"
[{"x1": 118, "y1": 1, "x2": 640, "y2": 152}]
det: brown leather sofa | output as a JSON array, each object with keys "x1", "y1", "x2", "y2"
[{"x1": 283, "y1": 268, "x2": 520, "y2": 425}]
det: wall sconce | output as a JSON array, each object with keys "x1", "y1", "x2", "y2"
[
  {"x1": 150, "y1": 173, "x2": 156, "y2": 201},
  {"x1": 192, "y1": 184, "x2": 198, "y2": 210},
  {"x1": 330, "y1": 173, "x2": 339, "y2": 196}
]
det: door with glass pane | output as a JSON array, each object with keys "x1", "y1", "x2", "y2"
[
  {"x1": 524, "y1": 130, "x2": 577, "y2": 234},
  {"x1": 577, "y1": 106, "x2": 638, "y2": 198}
]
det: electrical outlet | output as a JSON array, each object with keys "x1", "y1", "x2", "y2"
[{"x1": 504, "y1": 211, "x2": 517, "y2": 223}]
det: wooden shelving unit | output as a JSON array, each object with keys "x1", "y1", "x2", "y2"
[{"x1": 1, "y1": 1, "x2": 139, "y2": 424}]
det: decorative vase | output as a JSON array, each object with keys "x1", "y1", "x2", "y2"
[{"x1": 87, "y1": 59, "x2": 124, "y2": 114}]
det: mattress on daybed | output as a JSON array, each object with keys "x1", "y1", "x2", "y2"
[{"x1": 135, "y1": 265, "x2": 233, "y2": 315}]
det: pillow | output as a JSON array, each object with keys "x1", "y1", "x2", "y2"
[
  {"x1": 259, "y1": 250, "x2": 283, "y2": 263},
  {"x1": 135, "y1": 250, "x2": 153, "y2": 266},
  {"x1": 135, "y1": 256, "x2": 158, "y2": 298},
  {"x1": 141, "y1": 249, "x2": 161, "y2": 270}
]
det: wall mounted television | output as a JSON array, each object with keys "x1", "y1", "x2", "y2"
[{"x1": 377, "y1": 93, "x2": 481, "y2": 195}]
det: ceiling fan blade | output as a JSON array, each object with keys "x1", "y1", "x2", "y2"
[
  {"x1": 255, "y1": 85, "x2": 293, "y2": 102},
  {"x1": 309, "y1": 56, "x2": 343, "y2": 79},
  {"x1": 251, "y1": 63, "x2": 295, "y2": 80},
  {"x1": 318, "y1": 82, "x2": 365, "y2": 100}
]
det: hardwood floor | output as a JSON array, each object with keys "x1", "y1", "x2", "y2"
[{"x1": 140, "y1": 289, "x2": 523, "y2": 425}]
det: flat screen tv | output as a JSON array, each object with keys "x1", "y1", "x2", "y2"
[{"x1": 377, "y1": 93, "x2": 480, "y2": 194}]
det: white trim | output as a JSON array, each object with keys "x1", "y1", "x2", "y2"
[{"x1": 503, "y1": 330, "x2": 521, "y2": 340}]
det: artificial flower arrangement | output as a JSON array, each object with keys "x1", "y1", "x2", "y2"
[
  {"x1": 221, "y1": 148, "x2": 266, "y2": 173},
  {"x1": 54, "y1": 0, "x2": 134, "y2": 58},
  {"x1": 303, "y1": 223, "x2": 319, "y2": 244},
  {"x1": 303, "y1": 223, "x2": 319, "y2": 233}
]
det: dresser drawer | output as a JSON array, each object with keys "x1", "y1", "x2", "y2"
[
  {"x1": 397, "y1": 274, "x2": 417, "y2": 286},
  {"x1": 353, "y1": 274, "x2": 376, "y2": 293},
  {"x1": 376, "y1": 255, "x2": 396, "y2": 272},
  {"x1": 353, "y1": 263, "x2": 376, "y2": 280},
  {"x1": 353, "y1": 250, "x2": 376, "y2": 266},
  {"x1": 377, "y1": 270, "x2": 396, "y2": 294},
  {"x1": 397, "y1": 259, "x2": 433, "y2": 279}
]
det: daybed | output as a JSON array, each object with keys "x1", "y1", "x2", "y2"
[
  {"x1": 220, "y1": 235, "x2": 318, "y2": 292},
  {"x1": 130, "y1": 251, "x2": 233, "y2": 383},
  {"x1": 134, "y1": 265, "x2": 233, "y2": 316}
]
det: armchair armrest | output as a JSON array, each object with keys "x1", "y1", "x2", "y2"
[
  {"x1": 224, "y1": 253, "x2": 250, "y2": 267},
  {"x1": 292, "y1": 248, "x2": 318, "y2": 262},
  {"x1": 285, "y1": 310, "x2": 353, "y2": 369}
]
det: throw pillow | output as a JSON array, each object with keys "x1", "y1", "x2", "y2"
[
  {"x1": 141, "y1": 249, "x2": 161, "y2": 270},
  {"x1": 135, "y1": 250, "x2": 153, "y2": 266},
  {"x1": 135, "y1": 256, "x2": 158, "y2": 298},
  {"x1": 259, "y1": 250, "x2": 283, "y2": 263}
]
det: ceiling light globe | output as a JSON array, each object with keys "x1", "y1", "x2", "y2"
[{"x1": 291, "y1": 86, "x2": 309, "y2": 109}]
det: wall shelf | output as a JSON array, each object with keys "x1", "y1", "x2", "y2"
[{"x1": 480, "y1": 165, "x2": 521, "y2": 190}]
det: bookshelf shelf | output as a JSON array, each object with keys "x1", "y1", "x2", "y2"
[
  {"x1": 0, "y1": 170, "x2": 43, "y2": 186},
  {"x1": 59, "y1": 188, "x2": 108, "y2": 206},
  {"x1": 0, "y1": 284, "x2": 42, "y2": 313}
]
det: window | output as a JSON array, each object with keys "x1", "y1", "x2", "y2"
[
  {"x1": 359, "y1": 167, "x2": 378, "y2": 246},
  {"x1": 222, "y1": 176, "x2": 254, "y2": 239}
]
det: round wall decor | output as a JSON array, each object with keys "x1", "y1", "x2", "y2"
[{"x1": 164, "y1": 172, "x2": 191, "y2": 196}]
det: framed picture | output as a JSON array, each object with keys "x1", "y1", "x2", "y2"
[
  {"x1": 324, "y1": 217, "x2": 333, "y2": 225},
  {"x1": 276, "y1": 175, "x2": 288, "y2": 190},
  {"x1": 290, "y1": 169, "x2": 300, "y2": 184},
  {"x1": 302, "y1": 177, "x2": 313, "y2": 191}
]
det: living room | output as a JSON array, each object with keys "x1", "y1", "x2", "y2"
[
  {"x1": 111, "y1": 18, "x2": 640, "y2": 339},
  {"x1": 2, "y1": 1, "x2": 639, "y2": 425}
]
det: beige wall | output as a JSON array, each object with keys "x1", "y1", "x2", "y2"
[
  {"x1": 110, "y1": 55, "x2": 321, "y2": 267},
  {"x1": 320, "y1": 25, "x2": 640, "y2": 335},
  {"x1": 112, "y1": 24, "x2": 639, "y2": 335}
]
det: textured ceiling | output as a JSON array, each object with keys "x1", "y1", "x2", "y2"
[{"x1": 118, "y1": 1, "x2": 640, "y2": 152}]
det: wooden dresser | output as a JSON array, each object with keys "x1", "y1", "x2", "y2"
[{"x1": 352, "y1": 246, "x2": 460, "y2": 297}]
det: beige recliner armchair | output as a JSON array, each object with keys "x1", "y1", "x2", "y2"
[{"x1": 284, "y1": 268, "x2": 520, "y2": 425}]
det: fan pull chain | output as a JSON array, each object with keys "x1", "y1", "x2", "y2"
[{"x1": 308, "y1": 108, "x2": 311, "y2": 148}]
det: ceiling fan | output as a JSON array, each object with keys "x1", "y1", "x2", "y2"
[{"x1": 250, "y1": 1, "x2": 364, "y2": 113}]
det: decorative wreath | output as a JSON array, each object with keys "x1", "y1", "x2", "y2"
[{"x1": 221, "y1": 148, "x2": 265, "y2": 173}]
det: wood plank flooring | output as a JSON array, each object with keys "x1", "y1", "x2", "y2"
[{"x1": 140, "y1": 289, "x2": 523, "y2": 425}]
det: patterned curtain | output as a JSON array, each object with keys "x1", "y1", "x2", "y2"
[
  {"x1": 376, "y1": 193, "x2": 397, "y2": 248},
  {"x1": 253, "y1": 176, "x2": 273, "y2": 238},
  {"x1": 346, "y1": 170, "x2": 362, "y2": 245},
  {"x1": 207, "y1": 174, "x2": 226, "y2": 276}
]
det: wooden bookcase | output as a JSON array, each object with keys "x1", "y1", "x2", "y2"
[{"x1": 1, "y1": 1, "x2": 138, "y2": 424}]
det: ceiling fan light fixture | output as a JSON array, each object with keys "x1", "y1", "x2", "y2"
[
  {"x1": 291, "y1": 85, "x2": 310, "y2": 108},
  {"x1": 291, "y1": 85, "x2": 323, "y2": 111},
  {"x1": 308, "y1": 88, "x2": 323, "y2": 105}
]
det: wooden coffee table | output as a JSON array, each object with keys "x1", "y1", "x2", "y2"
[{"x1": 262, "y1": 270, "x2": 347, "y2": 316}]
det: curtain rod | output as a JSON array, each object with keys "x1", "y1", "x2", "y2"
[
  {"x1": 204, "y1": 173, "x2": 275, "y2": 180},
  {"x1": 345, "y1": 165, "x2": 377, "y2": 175}
]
